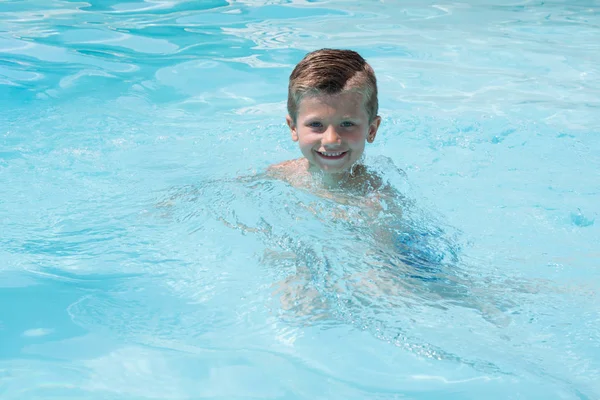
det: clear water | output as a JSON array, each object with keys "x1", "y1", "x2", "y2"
[{"x1": 1, "y1": 0, "x2": 600, "y2": 398}]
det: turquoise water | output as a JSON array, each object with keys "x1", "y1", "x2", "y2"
[{"x1": 1, "y1": 0, "x2": 600, "y2": 398}]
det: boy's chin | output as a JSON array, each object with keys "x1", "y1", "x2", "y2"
[
  {"x1": 310, "y1": 162, "x2": 353, "y2": 175},
  {"x1": 309, "y1": 154, "x2": 355, "y2": 174}
]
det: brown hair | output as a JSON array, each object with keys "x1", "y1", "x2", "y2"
[{"x1": 287, "y1": 48, "x2": 378, "y2": 123}]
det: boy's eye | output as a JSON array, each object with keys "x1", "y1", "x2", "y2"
[
  {"x1": 308, "y1": 121, "x2": 323, "y2": 128},
  {"x1": 340, "y1": 121, "x2": 355, "y2": 127}
]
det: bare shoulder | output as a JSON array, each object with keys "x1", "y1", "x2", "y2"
[
  {"x1": 267, "y1": 159, "x2": 298, "y2": 172},
  {"x1": 267, "y1": 159, "x2": 309, "y2": 179}
]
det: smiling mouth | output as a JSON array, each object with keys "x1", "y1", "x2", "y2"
[{"x1": 315, "y1": 150, "x2": 348, "y2": 160}]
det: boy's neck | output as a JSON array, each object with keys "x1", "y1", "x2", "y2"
[{"x1": 306, "y1": 160, "x2": 366, "y2": 188}]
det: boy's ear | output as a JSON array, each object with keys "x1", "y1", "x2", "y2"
[
  {"x1": 367, "y1": 116, "x2": 382, "y2": 143},
  {"x1": 286, "y1": 115, "x2": 298, "y2": 142}
]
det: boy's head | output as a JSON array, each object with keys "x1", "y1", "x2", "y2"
[
  {"x1": 286, "y1": 49, "x2": 381, "y2": 174},
  {"x1": 287, "y1": 48, "x2": 378, "y2": 123}
]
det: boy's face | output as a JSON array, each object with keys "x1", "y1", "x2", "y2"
[{"x1": 286, "y1": 91, "x2": 381, "y2": 174}]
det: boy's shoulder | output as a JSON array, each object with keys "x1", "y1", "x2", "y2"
[{"x1": 266, "y1": 158, "x2": 310, "y2": 180}]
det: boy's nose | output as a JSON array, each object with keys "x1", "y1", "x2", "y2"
[{"x1": 322, "y1": 126, "x2": 341, "y2": 145}]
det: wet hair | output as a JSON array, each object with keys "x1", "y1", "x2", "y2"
[{"x1": 287, "y1": 48, "x2": 379, "y2": 123}]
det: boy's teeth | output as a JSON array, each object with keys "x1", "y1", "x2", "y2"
[{"x1": 319, "y1": 151, "x2": 344, "y2": 156}]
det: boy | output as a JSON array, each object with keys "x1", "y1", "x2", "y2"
[
  {"x1": 266, "y1": 48, "x2": 451, "y2": 279},
  {"x1": 268, "y1": 48, "x2": 385, "y2": 198},
  {"x1": 265, "y1": 49, "x2": 411, "y2": 305}
]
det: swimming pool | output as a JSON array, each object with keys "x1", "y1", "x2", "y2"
[{"x1": 1, "y1": 0, "x2": 599, "y2": 398}]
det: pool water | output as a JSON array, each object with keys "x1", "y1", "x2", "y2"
[{"x1": 1, "y1": 0, "x2": 600, "y2": 398}]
